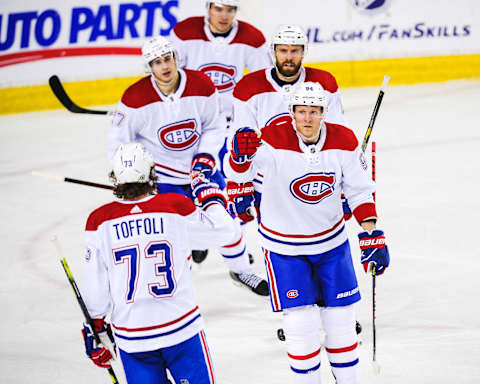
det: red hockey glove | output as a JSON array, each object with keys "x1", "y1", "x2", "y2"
[{"x1": 231, "y1": 127, "x2": 261, "y2": 163}]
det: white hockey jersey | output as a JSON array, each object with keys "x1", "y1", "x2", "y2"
[
  {"x1": 106, "y1": 69, "x2": 225, "y2": 185},
  {"x1": 232, "y1": 66, "x2": 347, "y2": 131},
  {"x1": 224, "y1": 122, "x2": 376, "y2": 256},
  {"x1": 169, "y1": 16, "x2": 271, "y2": 119},
  {"x1": 81, "y1": 194, "x2": 239, "y2": 353}
]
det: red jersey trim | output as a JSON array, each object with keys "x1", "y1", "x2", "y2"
[
  {"x1": 260, "y1": 217, "x2": 344, "y2": 239},
  {"x1": 172, "y1": 17, "x2": 209, "y2": 41},
  {"x1": 322, "y1": 123, "x2": 358, "y2": 152},
  {"x1": 155, "y1": 162, "x2": 190, "y2": 176},
  {"x1": 113, "y1": 306, "x2": 199, "y2": 332},
  {"x1": 121, "y1": 76, "x2": 161, "y2": 109},
  {"x1": 86, "y1": 194, "x2": 196, "y2": 231},
  {"x1": 233, "y1": 69, "x2": 275, "y2": 102},
  {"x1": 261, "y1": 123, "x2": 303, "y2": 153},
  {"x1": 182, "y1": 69, "x2": 216, "y2": 98},
  {"x1": 305, "y1": 67, "x2": 339, "y2": 93},
  {"x1": 353, "y1": 203, "x2": 377, "y2": 224},
  {"x1": 230, "y1": 21, "x2": 266, "y2": 48}
]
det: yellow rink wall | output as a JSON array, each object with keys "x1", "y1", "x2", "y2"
[{"x1": 1, "y1": 53, "x2": 479, "y2": 115}]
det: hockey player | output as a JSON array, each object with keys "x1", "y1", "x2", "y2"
[
  {"x1": 106, "y1": 36, "x2": 268, "y2": 296},
  {"x1": 169, "y1": 0, "x2": 271, "y2": 264},
  {"x1": 169, "y1": 0, "x2": 271, "y2": 124},
  {"x1": 80, "y1": 143, "x2": 236, "y2": 383},
  {"x1": 232, "y1": 24, "x2": 347, "y2": 134},
  {"x1": 224, "y1": 83, "x2": 390, "y2": 383}
]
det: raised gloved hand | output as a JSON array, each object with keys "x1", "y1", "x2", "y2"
[
  {"x1": 82, "y1": 318, "x2": 116, "y2": 369},
  {"x1": 231, "y1": 127, "x2": 261, "y2": 164},
  {"x1": 358, "y1": 229, "x2": 390, "y2": 275},
  {"x1": 190, "y1": 153, "x2": 216, "y2": 181},
  {"x1": 226, "y1": 181, "x2": 257, "y2": 223},
  {"x1": 191, "y1": 174, "x2": 227, "y2": 209},
  {"x1": 341, "y1": 193, "x2": 352, "y2": 221}
]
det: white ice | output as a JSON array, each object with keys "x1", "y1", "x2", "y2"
[{"x1": 1, "y1": 79, "x2": 480, "y2": 383}]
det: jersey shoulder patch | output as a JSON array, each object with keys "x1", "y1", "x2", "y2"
[
  {"x1": 305, "y1": 67, "x2": 339, "y2": 93},
  {"x1": 231, "y1": 20, "x2": 266, "y2": 48},
  {"x1": 121, "y1": 76, "x2": 161, "y2": 108},
  {"x1": 182, "y1": 69, "x2": 216, "y2": 97},
  {"x1": 233, "y1": 69, "x2": 275, "y2": 101},
  {"x1": 322, "y1": 123, "x2": 358, "y2": 151},
  {"x1": 173, "y1": 17, "x2": 209, "y2": 41},
  {"x1": 261, "y1": 123, "x2": 302, "y2": 153}
]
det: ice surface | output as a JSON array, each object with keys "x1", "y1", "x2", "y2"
[{"x1": 1, "y1": 80, "x2": 479, "y2": 383}]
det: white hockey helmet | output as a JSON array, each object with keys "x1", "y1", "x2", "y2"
[
  {"x1": 271, "y1": 25, "x2": 308, "y2": 56},
  {"x1": 142, "y1": 36, "x2": 176, "y2": 65},
  {"x1": 289, "y1": 82, "x2": 328, "y2": 116},
  {"x1": 112, "y1": 143, "x2": 155, "y2": 184},
  {"x1": 206, "y1": 0, "x2": 240, "y2": 9}
]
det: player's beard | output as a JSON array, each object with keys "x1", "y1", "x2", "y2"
[{"x1": 276, "y1": 59, "x2": 302, "y2": 78}]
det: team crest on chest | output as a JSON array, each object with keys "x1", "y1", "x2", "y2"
[
  {"x1": 198, "y1": 63, "x2": 237, "y2": 92},
  {"x1": 290, "y1": 172, "x2": 336, "y2": 204},
  {"x1": 157, "y1": 119, "x2": 200, "y2": 151}
]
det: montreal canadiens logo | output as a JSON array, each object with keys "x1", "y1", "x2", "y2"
[
  {"x1": 265, "y1": 113, "x2": 292, "y2": 129},
  {"x1": 286, "y1": 290, "x2": 299, "y2": 299},
  {"x1": 198, "y1": 63, "x2": 237, "y2": 93},
  {"x1": 157, "y1": 119, "x2": 199, "y2": 151},
  {"x1": 290, "y1": 173, "x2": 336, "y2": 204}
]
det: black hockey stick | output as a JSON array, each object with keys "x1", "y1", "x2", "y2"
[
  {"x1": 52, "y1": 237, "x2": 120, "y2": 384},
  {"x1": 31, "y1": 170, "x2": 114, "y2": 190},
  {"x1": 48, "y1": 75, "x2": 111, "y2": 115},
  {"x1": 371, "y1": 141, "x2": 380, "y2": 374},
  {"x1": 361, "y1": 75, "x2": 390, "y2": 153}
]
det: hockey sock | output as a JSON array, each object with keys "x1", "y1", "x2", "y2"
[
  {"x1": 321, "y1": 304, "x2": 359, "y2": 384},
  {"x1": 283, "y1": 305, "x2": 322, "y2": 384}
]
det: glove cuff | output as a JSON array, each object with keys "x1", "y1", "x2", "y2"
[
  {"x1": 191, "y1": 153, "x2": 216, "y2": 172},
  {"x1": 229, "y1": 153, "x2": 252, "y2": 173}
]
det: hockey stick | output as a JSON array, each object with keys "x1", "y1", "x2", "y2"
[
  {"x1": 52, "y1": 236, "x2": 120, "y2": 384},
  {"x1": 361, "y1": 75, "x2": 390, "y2": 153},
  {"x1": 371, "y1": 141, "x2": 381, "y2": 375},
  {"x1": 49, "y1": 75, "x2": 112, "y2": 115},
  {"x1": 32, "y1": 170, "x2": 113, "y2": 190}
]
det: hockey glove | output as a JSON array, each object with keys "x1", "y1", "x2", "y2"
[
  {"x1": 231, "y1": 127, "x2": 261, "y2": 164},
  {"x1": 226, "y1": 181, "x2": 257, "y2": 223},
  {"x1": 341, "y1": 193, "x2": 352, "y2": 221},
  {"x1": 190, "y1": 153, "x2": 216, "y2": 182},
  {"x1": 191, "y1": 174, "x2": 227, "y2": 209},
  {"x1": 81, "y1": 318, "x2": 116, "y2": 369},
  {"x1": 358, "y1": 229, "x2": 390, "y2": 275}
]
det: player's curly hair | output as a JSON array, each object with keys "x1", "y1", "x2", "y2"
[{"x1": 109, "y1": 166, "x2": 158, "y2": 200}]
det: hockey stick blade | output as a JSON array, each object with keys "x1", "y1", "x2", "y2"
[
  {"x1": 361, "y1": 75, "x2": 390, "y2": 153},
  {"x1": 48, "y1": 75, "x2": 111, "y2": 115},
  {"x1": 372, "y1": 360, "x2": 381, "y2": 375}
]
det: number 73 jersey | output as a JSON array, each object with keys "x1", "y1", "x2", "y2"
[{"x1": 80, "y1": 193, "x2": 238, "y2": 353}]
